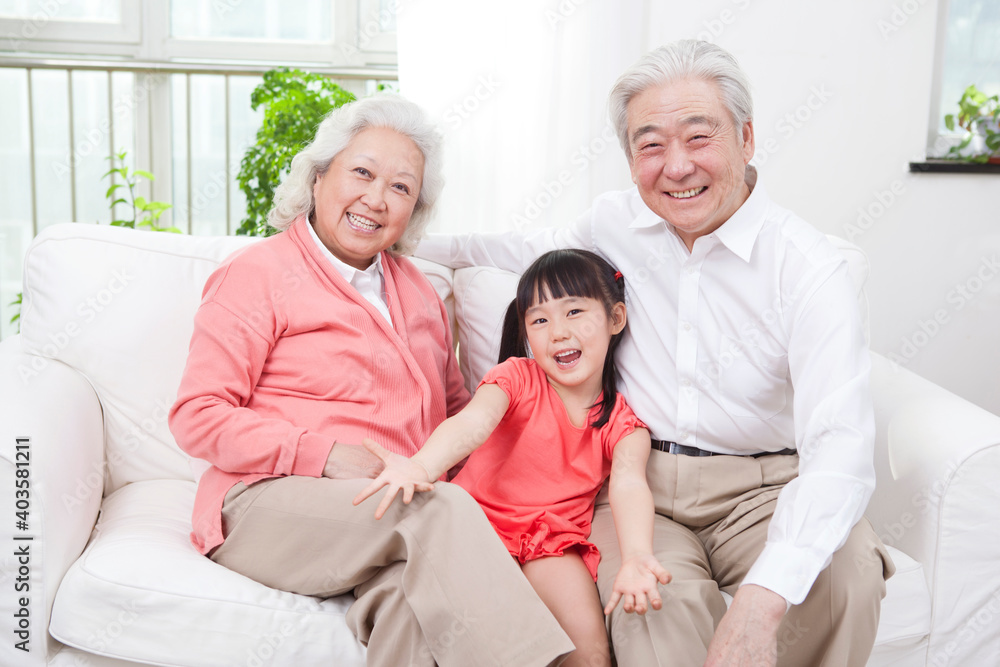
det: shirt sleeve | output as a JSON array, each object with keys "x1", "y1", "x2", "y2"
[
  {"x1": 168, "y1": 262, "x2": 333, "y2": 479},
  {"x1": 740, "y1": 256, "x2": 876, "y2": 605},
  {"x1": 414, "y1": 205, "x2": 596, "y2": 271}
]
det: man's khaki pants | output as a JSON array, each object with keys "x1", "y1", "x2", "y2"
[
  {"x1": 210, "y1": 476, "x2": 574, "y2": 667},
  {"x1": 591, "y1": 450, "x2": 894, "y2": 667}
]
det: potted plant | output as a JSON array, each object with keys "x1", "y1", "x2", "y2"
[
  {"x1": 235, "y1": 68, "x2": 356, "y2": 237},
  {"x1": 944, "y1": 84, "x2": 1000, "y2": 164}
]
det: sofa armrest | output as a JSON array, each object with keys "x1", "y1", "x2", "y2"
[
  {"x1": 0, "y1": 335, "x2": 105, "y2": 666},
  {"x1": 867, "y1": 351, "x2": 1000, "y2": 663}
]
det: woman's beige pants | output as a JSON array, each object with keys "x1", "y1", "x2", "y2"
[{"x1": 210, "y1": 476, "x2": 574, "y2": 667}]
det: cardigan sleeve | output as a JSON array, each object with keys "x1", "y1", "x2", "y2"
[{"x1": 168, "y1": 262, "x2": 333, "y2": 479}]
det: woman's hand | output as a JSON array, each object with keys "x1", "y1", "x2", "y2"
[
  {"x1": 352, "y1": 438, "x2": 435, "y2": 519},
  {"x1": 322, "y1": 441, "x2": 386, "y2": 480},
  {"x1": 604, "y1": 554, "x2": 672, "y2": 616}
]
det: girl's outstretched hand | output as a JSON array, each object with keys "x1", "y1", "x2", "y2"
[
  {"x1": 604, "y1": 554, "x2": 672, "y2": 616},
  {"x1": 351, "y1": 438, "x2": 435, "y2": 519}
]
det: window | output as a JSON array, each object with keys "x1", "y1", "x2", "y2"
[
  {"x1": 927, "y1": 0, "x2": 1000, "y2": 157},
  {"x1": 0, "y1": 1, "x2": 397, "y2": 339}
]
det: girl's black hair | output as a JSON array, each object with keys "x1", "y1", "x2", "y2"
[{"x1": 498, "y1": 249, "x2": 627, "y2": 428}]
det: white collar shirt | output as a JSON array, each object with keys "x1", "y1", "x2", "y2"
[
  {"x1": 306, "y1": 219, "x2": 393, "y2": 326},
  {"x1": 417, "y1": 174, "x2": 876, "y2": 605}
]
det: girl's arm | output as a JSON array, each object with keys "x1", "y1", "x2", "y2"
[
  {"x1": 604, "y1": 427, "x2": 672, "y2": 615},
  {"x1": 353, "y1": 383, "x2": 510, "y2": 519}
]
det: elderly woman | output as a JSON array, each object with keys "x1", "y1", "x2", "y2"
[{"x1": 169, "y1": 94, "x2": 572, "y2": 667}]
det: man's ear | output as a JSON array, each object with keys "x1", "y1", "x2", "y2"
[
  {"x1": 741, "y1": 120, "x2": 755, "y2": 164},
  {"x1": 611, "y1": 302, "x2": 627, "y2": 335}
]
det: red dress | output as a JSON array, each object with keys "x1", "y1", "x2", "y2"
[{"x1": 452, "y1": 357, "x2": 645, "y2": 580}]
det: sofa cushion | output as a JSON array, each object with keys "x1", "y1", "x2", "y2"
[
  {"x1": 49, "y1": 479, "x2": 366, "y2": 666},
  {"x1": 870, "y1": 546, "x2": 931, "y2": 661}
]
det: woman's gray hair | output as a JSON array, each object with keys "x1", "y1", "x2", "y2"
[
  {"x1": 268, "y1": 92, "x2": 444, "y2": 256},
  {"x1": 608, "y1": 40, "x2": 753, "y2": 162}
]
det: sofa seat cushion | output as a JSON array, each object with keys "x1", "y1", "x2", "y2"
[
  {"x1": 869, "y1": 545, "x2": 931, "y2": 664},
  {"x1": 49, "y1": 479, "x2": 365, "y2": 667}
]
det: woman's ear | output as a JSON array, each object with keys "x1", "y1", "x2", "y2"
[{"x1": 610, "y1": 302, "x2": 627, "y2": 335}]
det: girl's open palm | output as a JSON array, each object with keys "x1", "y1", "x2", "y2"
[
  {"x1": 351, "y1": 438, "x2": 435, "y2": 519},
  {"x1": 604, "y1": 554, "x2": 671, "y2": 616}
]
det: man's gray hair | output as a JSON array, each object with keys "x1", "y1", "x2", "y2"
[
  {"x1": 268, "y1": 93, "x2": 444, "y2": 256},
  {"x1": 608, "y1": 40, "x2": 754, "y2": 162}
]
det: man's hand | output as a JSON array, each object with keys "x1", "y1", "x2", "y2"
[
  {"x1": 322, "y1": 440, "x2": 385, "y2": 480},
  {"x1": 604, "y1": 554, "x2": 671, "y2": 616},
  {"x1": 352, "y1": 438, "x2": 435, "y2": 519},
  {"x1": 704, "y1": 584, "x2": 786, "y2": 667}
]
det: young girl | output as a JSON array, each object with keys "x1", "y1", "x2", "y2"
[{"x1": 353, "y1": 249, "x2": 670, "y2": 666}]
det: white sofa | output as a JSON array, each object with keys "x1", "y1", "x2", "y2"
[{"x1": 1, "y1": 222, "x2": 999, "y2": 667}]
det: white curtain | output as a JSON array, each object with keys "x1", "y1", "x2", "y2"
[{"x1": 397, "y1": 0, "x2": 648, "y2": 235}]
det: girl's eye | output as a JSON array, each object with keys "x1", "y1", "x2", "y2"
[
  {"x1": 530, "y1": 317, "x2": 546, "y2": 325},
  {"x1": 568, "y1": 309, "x2": 583, "y2": 316}
]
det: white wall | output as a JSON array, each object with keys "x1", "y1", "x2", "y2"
[{"x1": 400, "y1": 0, "x2": 1000, "y2": 416}]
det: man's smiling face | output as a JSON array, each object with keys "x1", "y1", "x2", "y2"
[{"x1": 627, "y1": 77, "x2": 755, "y2": 249}]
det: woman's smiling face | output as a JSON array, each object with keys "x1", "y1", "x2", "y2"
[{"x1": 311, "y1": 126, "x2": 424, "y2": 270}]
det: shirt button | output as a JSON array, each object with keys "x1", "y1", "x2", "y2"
[
  {"x1": 681, "y1": 379, "x2": 692, "y2": 388},
  {"x1": 682, "y1": 322, "x2": 692, "y2": 331},
  {"x1": 679, "y1": 431, "x2": 690, "y2": 440}
]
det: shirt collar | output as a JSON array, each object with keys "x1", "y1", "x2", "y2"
[
  {"x1": 628, "y1": 166, "x2": 767, "y2": 263},
  {"x1": 305, "y1": 218, "x2": 385, "y2": 283}
]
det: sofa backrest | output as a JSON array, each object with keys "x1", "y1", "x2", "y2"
[{"x1": 18, "y1": 223, "x2": 454, "y2": 494}]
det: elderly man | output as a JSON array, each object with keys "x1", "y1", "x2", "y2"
[{"x1": 418, "y1": 40, "x2": 893, "y2": 666}]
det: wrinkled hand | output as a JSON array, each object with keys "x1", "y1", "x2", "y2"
[
  {"x1": 322, "y1": 440, "x2": 385, "y2": 480},
  {"x1": 704, "y1": 585, "x2": 786, "y2": 667},
  {"x1": 604, "y1": 554, "x2": 672, "y2": 615},
  {"x1": 352, "y1": 438, "x2": 435, "y2": 519}
]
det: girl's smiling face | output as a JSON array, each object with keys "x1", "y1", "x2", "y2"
[{"x1": 524, "y1": 291, "x2": 626, "y2": 399}]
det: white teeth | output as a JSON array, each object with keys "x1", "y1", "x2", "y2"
[
  {"x1": 555, "y1": 350, "x2": 578, "y2": 358},
  {"x1": 668, "y1": 187, "x2": 706, "y2": 199},
  {"x1": 347, "y1": 212, "x2": 379, "y2": 230}
]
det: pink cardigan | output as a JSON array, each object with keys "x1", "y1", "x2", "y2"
[{"x1": 169, "y1": 217, "x2": 470, "y2": 554}]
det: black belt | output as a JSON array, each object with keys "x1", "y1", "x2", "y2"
[{"x1": 651, "y1": 439, "x2": 796, "y2": 458}]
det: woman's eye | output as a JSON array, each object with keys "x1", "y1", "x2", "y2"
[
  {"x1": 393, "y1": 183, "x2": 411, "y2": 194},
  {"x1": 354, "y1": 167, "x2": 371, "y2": 177}
]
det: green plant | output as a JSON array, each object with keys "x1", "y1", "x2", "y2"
[
  {"x1": 236, "y1": 68, "x2": 356, "y2": 237},
  {"x1": 104, "y1": 150, "x2": 179, "y2": 232},
  {"x1": 8, "y1": 293, "x2": 21, "y2": 332},
  {"x1": 944, "y1": 84, "x2": 1000, "y2": 163}
]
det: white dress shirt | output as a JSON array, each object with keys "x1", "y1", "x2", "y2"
[
  {"x1": 416, "y1": 176, "x2": 876, "y2": 605},
  {"x1": 306, "y1": 219, "x2": 393, "y2": 326}
]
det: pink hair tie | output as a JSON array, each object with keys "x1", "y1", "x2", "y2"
[{"x1": 614, "y1": 271, "x2": 623, "y2": 281}]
